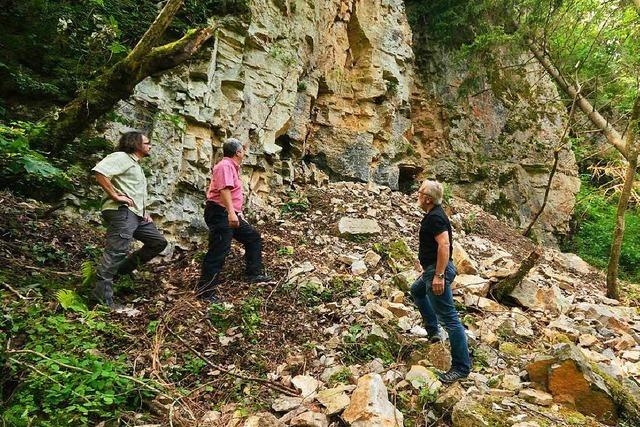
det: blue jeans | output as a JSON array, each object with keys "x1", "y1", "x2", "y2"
[{"x1": 411, "y1": 261, "x2": 471, "y2": 374}]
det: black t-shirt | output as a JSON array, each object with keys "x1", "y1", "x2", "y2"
[{"x1": 418, "y1": 205, "x2": 453, "y2": 269}]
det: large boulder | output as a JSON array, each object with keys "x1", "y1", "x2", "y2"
[
  {"x1": 526, "y1": 343, "x2": 640, "y2": 425},
  {"x1": 338, "y1": 217, "x2": 382, "y2": 236},
  {"x1": 452, "y1": 242, "x2": 479, "y2": 275},
  {"x1": 509, "y1": 275, "x2": 569, "y2": 314},
  {"x1": 342, "y1": 373, "x2": 404, "y2": 426}
]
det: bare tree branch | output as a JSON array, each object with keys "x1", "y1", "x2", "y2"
[{"x1": 527, "y1": 39, "x2": 628, "y2": 157}]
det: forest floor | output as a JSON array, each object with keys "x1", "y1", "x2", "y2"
[{"x1": 1, "y1": 184, "x2": 639, "y2": 426}]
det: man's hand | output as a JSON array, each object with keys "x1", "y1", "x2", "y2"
[
  {"x1": 432, "y1": 276, "x2": 445, "y2": 295},
  {"x1": 113, "y1": 194, "x2": 134, "y2": 207},
  {"x1": 144, "y1": 213, "x2": 153, "y2": 222},
  {"x1": 228, "y1": 211, "x2": 240, "y2": 228}
]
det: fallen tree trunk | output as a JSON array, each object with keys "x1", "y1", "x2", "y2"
[{"x1": 492, "y1": 247, "x2": 542, "y2": 303}]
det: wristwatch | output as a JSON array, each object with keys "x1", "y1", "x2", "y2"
[{"x1": 436, "y1": 272, "x2": 445, "y2": 279}]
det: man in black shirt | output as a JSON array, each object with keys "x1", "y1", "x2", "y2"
[{"x1": 410, "y1": 180, "x2": 471, "y2": 383}]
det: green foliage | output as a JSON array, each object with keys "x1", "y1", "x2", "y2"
[
  {"x1": 566, "y1": 179, "x2": 640, "y2": 283},
  {"x1": 55, "y1": 289, "x2": 90, "y2": 316},
  {"x1": 280, "y1": 192, "x2": 310, "y2": 217},
  {"x1": 157, "y1": 111, "x2": 187, "y2": 134},
  {"x1": 2, "y1": 302, "x2": 152, "y2": 426},
  {"x1": 0, "y1": 0, "x2": 250, "y2": 114},
  {"x1": 327, "y1": 367, "x2": 354, "y2": 386},
  {"x1": 297, "y1": 276, "x2": 361, "y2": 306},
  {"x1": 269, "y1": 43, "x2": 297, "y2": 66},
  {"x1": 168, "y1": 354, "x2": 206, "y2": 381},
  {"x1": 472, "y1": 346, "x2": 491, "y2": 369},
  {"x1": 81, "y1": 260, "x2": 97, "y2": 288},
  {"x1": 341, "y1": 324, "x2": 397, "y2": 365},
  {"x1": 298, "y1": 281, "x2": 332, "y2": 306},
  {"x1": 277, "y1": 246, "x2": 295, "y2": 256},
  {"x1": 417, "y1": 383, "x2": 440, "y2": 406},
  {"x1": 344, "y1": 233, "x2": 370, "y2": 243},
  {"x1": 0, "y1": 121, "x2": 70, "y2": 194},
  {"x1": 208, "y1": 302, "x2": 234, "y2": 331},
  {"x1": 240, "y1": 297, "x2": 262, "y2": 338}
]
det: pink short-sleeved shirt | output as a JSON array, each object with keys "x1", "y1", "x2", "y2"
[{"x1": 206, "y1": 157, "x2": 244, "y2": 212}]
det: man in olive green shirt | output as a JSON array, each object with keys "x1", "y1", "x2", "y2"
[{"x1": 91, "y1": 131, "x2": 167, "y2": 308}]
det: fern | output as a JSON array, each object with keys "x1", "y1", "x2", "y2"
[
  {"x1": 55, "y1": 289, "x2": 89, "y2": 315},
  {"x1": 81, "y1": 260, "x2": 96, "y2": 287}
]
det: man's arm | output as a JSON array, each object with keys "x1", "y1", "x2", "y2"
[
  {"x1": 220, "y1": 187, "x2": 239, "y2": 228},
  {"x1": 95, "y1": 172, "x2": 134, "y2": 207},
  {"x1": 432, "y1": 231, "x2": 450, "y2": 295}
]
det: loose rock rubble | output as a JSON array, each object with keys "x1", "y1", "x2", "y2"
[
  {"x1": 220, "y1": 181, "x2": 640, "y2": 426},
  {"x1": 67, "y1": 180, "x2": 636, "y2": 427}
]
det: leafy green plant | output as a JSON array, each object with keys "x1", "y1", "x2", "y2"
[
  {"x1": 240, "y1": 297, "x2": 262, "y2": 338},
  {"x1": 55, "y1": 289, "x2": 90, "y2": 316},
  {"x1": 209, "y1": 302, "x2": 233, "y2": 331},
  {"x1": 280, "y1": 192, "x2": 310, "y2": 217},
  {"x1": 341, "y1": 324, "x2": 396, "y2": 365},
  {"x1": 566, "y1": 179, "x2": 640, "y2": 283},
  {"x1": 31, "y1": 242, "x2": 71, "y2": 266},
  {"x1": 472, "y1": 346, "x2": 491, "y2": 369},
  {"x1": 417, "y1": 383, "x2": 439, "y2": 406},
  {"x1": 344, "y1": 233, "x2": 370, "y2": 243},
  {"x1": 0, "y1": 121, "x2": 70, "y2": 193},
  {"x1": 327, "y1": 367, "x2": 354, "y2": 386},
  {"x1": 277, "y1": 246, "x2": 294, "y2": 256},
  {"x1": 3, "y1": 302, "x2": 152, "y2": 426},
  {"x1": 298, "y1": 281, "x2": 329, "y2": 306},
  {"x1": 81, "y1": 260, "x2": 97, "y2": 287}
]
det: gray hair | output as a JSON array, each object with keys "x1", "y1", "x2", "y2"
[
  {"x1": 222, "y1": 138, "x2": 243, "y2": 157},
  {"x1": 420, "y1": 180, "x2": 444, "y2": 205}
]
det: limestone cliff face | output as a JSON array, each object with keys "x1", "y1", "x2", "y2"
[
  {"x1": 103, "y1": 0, "x2": 578, "y2": 246},
  {"x1": 407, "y1": 44, "x2": 581, "y2": 242},
  {"x1": 104, "y1": 0, "x2": 415, "y2": 245}
]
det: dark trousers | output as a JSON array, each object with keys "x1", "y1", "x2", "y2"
[
  {"x1": 94, "y1": 206, "x2": 167, "y2": 302},
  {"x1": 411, "y1": 261, "x2": 471, "y2": 375},
  {"x1": 198, "y1": 202, "x2": 263, "y2": 295}
]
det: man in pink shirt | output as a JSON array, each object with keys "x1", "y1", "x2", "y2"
[{"x1": 197, "y1": 138, "x2": 271, "y2": 302}]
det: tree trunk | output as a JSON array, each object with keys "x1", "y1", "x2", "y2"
[
  {"x1": 527, "y1": 38, "x2": 640, "y2": 300},
  {"x1": 523, "y1": 92, "x2": 578, "y2": 237},
  {"x1": 606, "y1": 152, "x2": 638, "y2": 299},
  {"x1": 493, "y1": 247, "x2": 542, "y2": 303},
  {"x1": 126, "y1": 0, "x2": 185, "y2": 63},
  {"x1": 606, "y1": 94, "x2": 640, "y2": 299},
  {"x1": 527, "y1": 40, "x2": 627, "y2": 157},
  {"x1": 31, "y1": 0, "x2": 220, "y2": 155},
  {"x1": 523, "y1": 150, "x2": 559, "y2": 238}
]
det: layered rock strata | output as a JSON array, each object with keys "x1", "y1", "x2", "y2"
[{"x1": 104, "y1": 0, "x2": 414, "y2": 245}]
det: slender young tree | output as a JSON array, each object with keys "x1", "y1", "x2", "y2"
[
  {"x1": 522, "y1": 0, "x2": 640, "y2": 299},
  {"x1": 408, "y1": 0, "x2": 639, "y2": 298}
]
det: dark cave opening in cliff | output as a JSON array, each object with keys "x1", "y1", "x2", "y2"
[
  {"x1": 398, "y1": 164, "x2": 421, "y2": 194},
  {"x1": 275, "y1": 134, "x2": 293, "y2": 159}
]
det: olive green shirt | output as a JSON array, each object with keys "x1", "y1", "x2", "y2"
[{"x1": 92, "y1": 152, "x2": 147, "y2": 217}]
